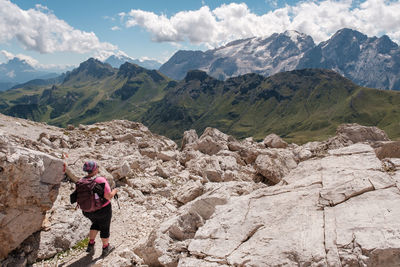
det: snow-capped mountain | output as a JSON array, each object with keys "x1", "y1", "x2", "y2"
[
  {"x1": 298, "y1": 28, "x2": 400, "y2": 90},
  {"x1": 160, "y1": 30, "x2": 315, "y2": 81},
  {"x1": 160, "y1": 28, "x2": 400, "y2": 90},
  {"x1": 0, "y1": 58, "x2": 58, "y2": 91},
  {"x1": 105, "y1": 55, "x2": 161, "y2": 70}
]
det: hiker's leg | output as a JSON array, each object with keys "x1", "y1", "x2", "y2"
[
  {"x1": 89, "y1": 229, "x2": 98, "y2": 240},
  {"x1": 99, "y1": 204, "x2": 112, "y2": 247},
  {"x1": 101, "y1": 237, "x2": 109, "y2": 247}
]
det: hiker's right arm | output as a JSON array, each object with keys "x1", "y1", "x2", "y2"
[{"x1": 104, "y1": 188, "x2": 118, "y2": 200}]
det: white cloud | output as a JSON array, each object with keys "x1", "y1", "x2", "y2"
[
  {"x1": 1, "y1": 50, "x2": 39, "y2": 66},
  {"x1": 0, "y1": 49, "x2": 75, "y2": 71},
  {"x1": 6, "y1": 70, "x2": 15, "y2": 78},
  {"x1": 265, "y1": 0, "x2": 278, "y2": 8},
  {"x1": 122, "y1": 0, "x2": 400, "y2": 47},
  {"x1": 0, "y1": 0, "x2": 118, "y2": 55},
  {"x1": 103, "y1": 15, "x2": 116, "y2": 21},
  {"x1": 111, "y1": 26, "x2": 121, "y2": 31}
]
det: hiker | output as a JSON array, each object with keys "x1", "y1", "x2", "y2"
[{"x1": 75, "y1": 161, "x2": 118, "y2": 256}]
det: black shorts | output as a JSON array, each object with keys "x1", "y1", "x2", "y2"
[{"x1": 83, "y1": 203, "x2": 112, "y2": 238}]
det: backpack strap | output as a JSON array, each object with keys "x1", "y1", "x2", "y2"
[{"x1": 92, "y1": 177, "x2": 107, "y2": 201}]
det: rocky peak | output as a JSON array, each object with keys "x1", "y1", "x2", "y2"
[
  {"x1": 375, "y1": 34, "x2": 398, "y2": 54},
  {"x1": 2, "y1": 57, "x2": 35, "y2": 72},
  {"x1": 184, "y1": 70, "x2": 210, "y2": 82},
  {"x1": 330, "y1": 28, "x2": 368, "y2": 43},
  {"x1": 63, "y1": 58, "x2": 115, "y2": 82},
  {"x1": 318, "y1": 28, "x2": 367, "y2": 64},
  {"x1": 117, "y1": 62, "x2": 145, "y2": 78}
]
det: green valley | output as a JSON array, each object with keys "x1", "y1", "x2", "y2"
[{"x1": 1, "y1": 59, "x2": 399, "y2": 144}]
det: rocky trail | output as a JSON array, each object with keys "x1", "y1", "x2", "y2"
[{"x1": 1, "y1": 113, "x2": 400, "y2": 266}]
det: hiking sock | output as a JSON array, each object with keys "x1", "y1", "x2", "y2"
[
  {"x1": 102, "y1": 243, "x2": 109, "y2": 249},
  {"x1": 89, "y1": 239, "x2": 95, "y2": 245}
]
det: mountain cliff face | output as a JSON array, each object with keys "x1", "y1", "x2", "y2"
[
  {"x1": 105, "y1": 55, "x2": 162, "y2": 70},
  {"x1": 160, "y1": 28, "x2": 400, "y2": 90},
  {"x1": 160, "y1": 31, "x2": 315, "y2": 81},
  {"x1": 298, "y1": 28, "x2": 400, "y2": 90}
]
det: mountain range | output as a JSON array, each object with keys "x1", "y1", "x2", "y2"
[
  {"x1": 0, "y1": 58, "x2": 59, "y2": 91},
  {"x1": 0, "y1": 55, "x2": 162, "y2": 92},
  {"x1": 104, "y1": 54, "x2": 162, "y2": 70},
  {"x1": 0, "y1": 58, "x2": 169, "y2": 127},
  {"x1": 159, "y1": 28, "x2": 400, "y2": 90},
  {"x1": 0, "y1": 58, "x2": 399, "y2": 143}
]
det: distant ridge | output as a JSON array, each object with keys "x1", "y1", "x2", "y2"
[
  {"x1": 160, "y1": 28, "x2": 400, "y2": 90},
  {"x1": 105, "y1": 54, "x2": 162, "y2": 70},
  {"x1": 0, "y1": 58, "x2": 59, "y2": 91},
  {"x1": 1, "y1": 59, "x2": 399, "y2": 143},
  {"x1": 144, "y1": 68, "x2": 400, "y2": 142}
]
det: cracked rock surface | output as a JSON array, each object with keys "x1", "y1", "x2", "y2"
[
  {"x1": 0, "y1": 113, "x2": 399, "y2": 267},
  {"x1": 168, "y1": 143, "x2": 400, "y2": 266}
]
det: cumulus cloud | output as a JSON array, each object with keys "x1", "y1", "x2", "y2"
[
  {"x1": 0, "y1": 49, "x2": 76, "y2": 70},
  {"x1": 111, "y1": 26, "x2": 121, "y2": 31},
  {"x1": 121, "y1": 0, "x2": 400, "y2": 47},
  {"x1": 1, "y1": 50, "x2": 39, "y2": 66},
  {"x1": 0, "y1": 0, "x2": 118, "y2": 55}
]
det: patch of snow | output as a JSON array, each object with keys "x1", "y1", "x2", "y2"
[{"x1": 284, "y1": 30, "x2": 300, "y2": 44}]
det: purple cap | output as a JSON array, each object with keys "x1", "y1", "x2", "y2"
[{"x1": 83, "y1": 161, "x2": 98, "y2": 173}]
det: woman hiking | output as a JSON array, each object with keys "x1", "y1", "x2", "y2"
[{"x1": 77, "y1": 161, "x2": 118, "y2": 257}]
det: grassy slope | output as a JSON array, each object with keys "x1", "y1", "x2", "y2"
[
  {"x1": 143, "y1": 69, "x2": 400, "y2": 143},
  {"x1": 0, "y1": 61, "x2": 170, "y2": 128},
  {"x1": 1, "y1": 66, "x2": 399, "y2": 143}
]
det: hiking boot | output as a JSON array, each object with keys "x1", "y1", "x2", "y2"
[
  {"x1": 86, "y1": 242, "x2": 95, "y2": 253},
  {"x1": 101, "y1": 244, "x2": 115, "y2": 257}
]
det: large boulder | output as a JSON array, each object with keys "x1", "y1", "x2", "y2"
[
  {"x1": 193, "y1": 128, "x2": 231, "y2": 155},
  {"x1": 138, "y1": 143, "x2": 400, "y2": 266},
  {"x1": 181, "y1": 130, "x2": 198, "y2": 151},
  {"x1": 336, "y1": 123, "x2": 390, "y2": 143},
  {"x1": 134, "y1": 182, "x2": 262, "y2": 267},
  {"x1": 254, "y1": 149, "x2": 297, "y2": 184},
  {"x1": 6, "y1": 182, "x2": 90, "y2": 264},
  {"x1": 263, "y1": 133, "x2": 288, "y2": 148},
  {"x1": 0, "y1": 141, "x2": 64, "y2": 259},
  {"x1": 375, "y1": 141, "x2": 400, "y2": 159}
]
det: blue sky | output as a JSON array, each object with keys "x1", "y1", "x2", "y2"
[{"x1": 1, "y1": 0, "x2": 400, "y2": 70}]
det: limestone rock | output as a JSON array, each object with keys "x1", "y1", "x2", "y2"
[
  {"x1": 263, "y1": 133, "x2": 288, "y2": 148},
  {"x1": 96, "y1": 135, "x2": 113, "y2": 144},
  {"x1": 16, "y1": 182, "x2": 90, "y2": 262},
  {"x1": 134, "y1": 182, "x2": 261, "y2": 267},
  {"x1": 181, "y1": 129, "x2": 198, "y2": 151},
  {"x1": 2, "y1": 113, "x2": 400, "y2": 266},
  {"x1": 193, "y1": 128, "x2": 230, "y2": 155},
  {"x1": 139, "y1": 143, "x2": 400, "y2": 266},
  {"x1": 175, "y1": 180, "x2": 204, "y2": 204},
  {"x1": 0, "y1": 145, "x2": 64, "y2": 259},
  {"x1": 66, "y1": 124, "x2": 75, "y2": 130},
  {"x1": 157, "y1": 150, "x2": 178, "y2": 161},
  {"x1": 112, "y1": 161, "x2": 131, "y2": 179},
  {"x1": 375, "y1": 141, "x2": 400, "y2": 159},
  {"x1": 255, "y1": 150, "x2": 297, "y2": 184},
  {"x1": 336, "y1": 123, "x2": 390, "y2": 143}
]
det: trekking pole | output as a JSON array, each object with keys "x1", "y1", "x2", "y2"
[{"x1": 114, "y1": 193, "x2": 120, "y2": 209}]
